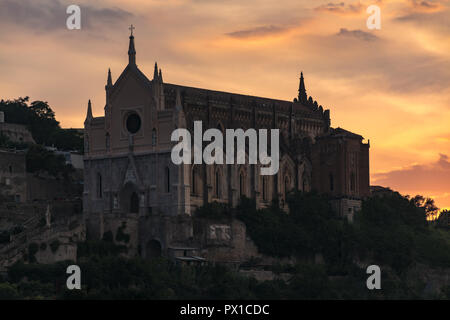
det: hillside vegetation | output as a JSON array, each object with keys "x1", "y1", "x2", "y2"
[{"x1": 0, "y1": 191, "x2": 449, "y2": 299}]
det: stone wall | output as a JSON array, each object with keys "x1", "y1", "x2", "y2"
[
  {"x1": 26, "y1": 174, "x2": 82, "y2": 201},
  {"x1": 0, "y1": 150, "x2": 27, "y2": 202},
  {"x1": 330, "y1": 198, "x2": 362, "y2": 222},
  {"x1": 193, "y1": 218, "x2": 296, "y2": 267},
  {"x1": 0, "y1": 122, "x2": 35, "y2": 144}
]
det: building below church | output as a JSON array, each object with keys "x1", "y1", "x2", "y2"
[
  {"x1": 83, "y1": 31, "x2": 370, "y2": 260},
  {"x1": 0, "y1": 149, "x2": 27, "y2": 203}
]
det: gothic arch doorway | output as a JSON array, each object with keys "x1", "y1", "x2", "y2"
[
  {"x1": 130, "y1": 192, "x2": 139, "y2": 213},
  {"x1": 146, "y1": 239, "x2": 162, "y2": 259},
  {"x1": 120, "y1": 182, "x2": 139, "y2": 214}
]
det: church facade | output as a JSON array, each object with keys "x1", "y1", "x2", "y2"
[{"x1": 83, "y1": 32, "x2": 369, "y2": 258}]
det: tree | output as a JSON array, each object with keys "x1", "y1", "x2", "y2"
[
  {"x1": 26, "y1": 144, "x2": 74, "y2": 178},
  {"x1": 410, "y1": 195, "x2": 439, "y2": 219},
  {"x1": 29, "y1": 101, "x2": 57, "y2": 122},
  {"x1": 0, "y1": 97, "x2": 83, "y2": 152}
]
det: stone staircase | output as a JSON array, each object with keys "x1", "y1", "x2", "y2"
[{"x1": 0, "y1": 213, "x2": 85, "y2": 272}]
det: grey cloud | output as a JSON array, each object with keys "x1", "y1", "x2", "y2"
[
  {"x1": 309, "y1": 26, "x2": 449, "y2": 94},
  {"x1": 409, "y1": 0, "x2": 444, "y2": 11},
  {"x1": 0, "y1": 0, "x2": 133, "y2": 32},
  {"x1": 226, "y1": 25, "x2": 287, "y2": 39},
  {"x1": 315, "y1": 1, "x2": 364, "y2": 14},
  {"x1": 336, "y1": 28, "x2": 378, "y2": 41}
]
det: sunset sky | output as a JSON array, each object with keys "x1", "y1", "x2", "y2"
[{"x1": 0, "y1": 0, "x2": 449, "y2": 209}]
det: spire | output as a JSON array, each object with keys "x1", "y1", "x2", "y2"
[
  {"x1": 298, "y1": 71, "x2": 307, "y2": 104},
  {"x1": 128, "y1": 25, "x2": 136, "y2": 65},
  {"x1": 107, "y1": 68, "x2": 112, "y2": 87},
  {"x1": 85, "y1": 99, "x2": 93, "y2": 123},
  {"x1": 159, "y1": 68, "x2": 163, "y2": 83},
  {"x1": 153, "y1": 62, "x2": 158, "y2": 81}
]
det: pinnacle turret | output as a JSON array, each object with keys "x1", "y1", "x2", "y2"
[
  {"x1": 298, "y1": 72, "x2": 307, "y2": 104},
  {"x1": 153, "y1": 62, "x2": 159, "y2": 81},
  {"x1": 85, "y1": 99, "x2": 93, "y2": 124},
  {"x1": 107, "y1": 68, "x2": 112, "y2": 87}
]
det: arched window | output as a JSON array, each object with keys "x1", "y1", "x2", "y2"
[
  {"x1": 84, "y1": 135, "x2": 89, "y2": 153},
  {"x1": 215, "y1": 169, "x2": 221, "y2": 198},
  {"x1": 96, "y1": 173, "x2": 102, "y2": 198},
  {"x1": 130, "y1": 192, "x2": 139, "y2": 213},
  {"x1": 262, "y1": 177, "x2": 267, "y2": 201},
  {"x1": 192, "y1": 167, "x2": 197, "y2": 195},
  {"x1": 239, "y1": 171, "x2": 245, "y2": 197},
  {"x1": 350, "y1": 172, "x2": 355, "y2": 192},
  {"x1": 105, "y1": 133, "x2": 110, "y2": 150},
  {"x1": 113, "y1": 194, "x2": 119, "y2": 209},
  {"x1": 329, "y1": 173, "x2": 334, "y2": 192},
  {"x1": 165, "y1": 167, "x2": 170, "y2": 193},
  {"x1": 152, "y1": 128, "x2": 157, "y2": 146},
  {"x1": 284, "y1": 176, "x2": 290, "y2": 198},
  {"x1": 192, "y1": 166, "x2": 203, "y2": 196},
  {"x1": 302, "y1": 170, "x2": 311, "y2": 192}
]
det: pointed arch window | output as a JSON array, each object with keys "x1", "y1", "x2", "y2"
[
  {"x1": 96, "y1": 173, "x2": 102, "y2": 198},
  {"x1": 192, "y1": 167, "x2": 197, "y2": 195},
  {"x1": 165, "y1": 167, "x2": 170, "y2": 193},
  {"x1": 350, "y1": 172, "x2": 356, "y2": 192},
  {"x1": 239, "y1": 171, "x2": 245, "y2": 197},
  {"x1": 284, "y1": 176, "x2": 290, "y2": 199},
  {"x1": 215, "y1": 169, "x2": 221, "y2": 198},
  {"x1": 262, "y1": 176, "x2": 268, "y2": 201},
  {"x1": 84, "y1": 135, "x2": 89, "y2": 153},
  {"x1": 152, "y1": 128, "x2": 157, "y2": 146},
  {"x1": 130, "y1": 192, "x2": 139, "y2": 213},
  {"x1": 192, "y1": 165, "x2": 203, "y2": 196},
  {"x1": 106, "y1": 133, "x2": 110, "y2": 150}
]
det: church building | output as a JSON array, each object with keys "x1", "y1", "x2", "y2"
[{"x1": 83, "y1": 29, "x2": 370, "y2": 258}]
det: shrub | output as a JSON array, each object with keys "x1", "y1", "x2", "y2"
[
  {"x1": 0, "y1": 231, "x2": 10, "y2": 244},
  {"x1": 77, "y1": 240, "x2": 127, "y2": 258},
  {"x1": 115, "y1": 222, "x2": 130, "y2": 243},
  {"x1": 195, "y1": 201, "x2": 230, "y2": 220},
  {"x1": 28, "y1": 242, "x2": 39, "y2": 263},
  {"x1": 0, "y1": 283, "x2": 19, "y2": 300},
  {"x1": 102, "y1": 231, "x2": 114, "y2": 242},
  {"x1": 49, "y1": 240, "x2": 61, "y2": 253}
]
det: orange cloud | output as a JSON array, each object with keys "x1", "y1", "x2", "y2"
[
  {"x1": 315, "y1": 1, "x2": 365, "y2": 15},
  {"x1": 336, "y1": 28, "x2": 379, "y2": 41},
  {"x1": 372, "y1": 154, "x2": 450, "y2": 209},
  {"x1": 408, "y1": 0, "x2": 446, "y2": 12}
]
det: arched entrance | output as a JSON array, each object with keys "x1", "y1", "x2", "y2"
[
  {"x1": 146, "y1": 239, "x2": 162, "y2": 259},
  {"x1": 119, "y1": 182, "x2": 140, "y2": 214},
  {"x1": 130, "y1": 192, "x2": 139, "y2": 213}
]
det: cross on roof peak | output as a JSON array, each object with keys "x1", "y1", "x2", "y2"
[{"x1": 129, "y1": 24, "x2": 135, "y2": 36}]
